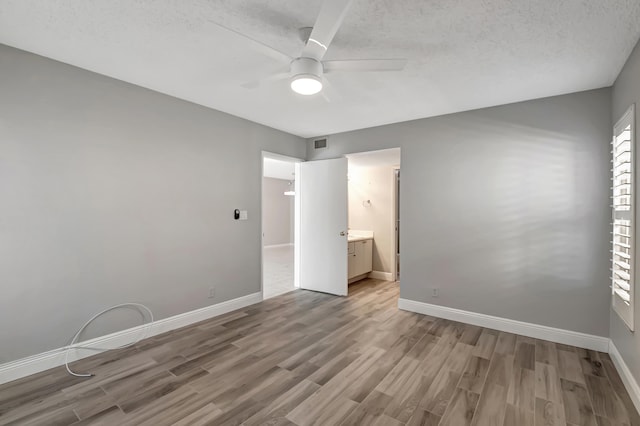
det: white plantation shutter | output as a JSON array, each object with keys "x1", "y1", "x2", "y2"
[{"x1": 612, "y1": 104, "x2": 635, "y2": 331}]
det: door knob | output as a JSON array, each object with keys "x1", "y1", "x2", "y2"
[{"x1": 340, "y1": 231, "x2": 346, "y2": 236}]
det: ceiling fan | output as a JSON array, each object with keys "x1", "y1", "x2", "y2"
[{"x1": 213, "y1": 0, "x2": 407, "y2": 96}]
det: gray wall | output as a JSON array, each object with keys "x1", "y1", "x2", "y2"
[
  {"x1": 0, "y1": 45, "x2": 305, "y2": 363},
  {"x1": 309, "y1": 88, "x2": 612, "y2": 337},
  {"x1": 262, "y1": 177, "x2": 293, "y2": 246},
  {"x1": 611, "y1": 38, "x2": 640, "y2": 385}
]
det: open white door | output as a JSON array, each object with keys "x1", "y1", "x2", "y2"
[{"x1": 296, "y1": 158, "x2": 348, "y2": 296}]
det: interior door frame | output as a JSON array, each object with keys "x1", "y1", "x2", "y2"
[
  {"x1": 345, "y1": 148, "x2": 401, "y2": 284},
  {"x1": 392, "y1": 168, "x2": 400, "y2": 282},
  {"x1": 261, "y1": 151, "x2": 304, "y2": 301}
]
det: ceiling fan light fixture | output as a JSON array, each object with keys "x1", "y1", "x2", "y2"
[
  {"x1": 290, "y1": 74, "x2": 323, "y2": 95},
  {"x1": 290, "y1": 57, "x2": 323, "y2": 95}
]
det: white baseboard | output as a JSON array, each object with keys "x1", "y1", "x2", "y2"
[
  {"x1": 368, "y1": 271, "x2": 394, "y2": 281},
  {"x1": 398, "y1": 298, "x2": 610, "y2": 352},
  {"x1": 348, "y1": 273, "x2": 369, "y2": 284},
  {"x1": 0, "y1": 292, "x2": 263, "y2": 385},
  {"x1": 264, "y1": 243, "x2": 293, "y2": 249},
  {"x1": 609, "y1": 341, "x2": 640, "y2": 415}
]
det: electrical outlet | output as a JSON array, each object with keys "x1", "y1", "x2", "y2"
[
  {"x1": 431, "y1": 288, "x2": 439, "y2": 298},
  {"x1": 208, "y1": 287, "x2": 216, "y2": 299}
]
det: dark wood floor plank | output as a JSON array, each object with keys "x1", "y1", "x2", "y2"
[
  {"x1": 287, "y1": 346, "x2": 386, "y2": 424},
  {"x1": 406, "y1": 333, "x2": 439, "y2": 362},
  {"x1": 1, "y1": 402, "x2": 78, "y2": 426},
  {"x1": 576, "y1": 348, "x2": 606, "y2": 378},
  {"x1": 494, "y1": 332, "x2": 517, "y2": 355},
  {"x1": 171, "y1": 403, "x2": 222, "y2": 426},
  {"x1": 71, "y1": 405, "x2": 126, "y2": 426},
  {"x1": 560, "y1": 378, "x2": 597, "y2": 426},
  {"x1": 485, "y1": 352, "x2": 514, "y2": 387},
  {"x1": 440, "y1": 387, "x2": 480, "y2": 426},
  {"x1": 473, "y1": 329, "x2": 499, "y2": 360},
  {"x1": 243, "y1": 379, "x2": 320, "y2": 426},
  {"x1": 599, "y1": 356, "x2": 640, "y2": 426},
  {"x1": 383, "y1": 374, "x2": 432, "y2": 423},
  {"x1": 0, "y1": 279, "x2": 635, "y2": 426},
  {"x1": 406, "y1": 409, "x2": 441, "y2": 426},
  {"x1": 461, "y1": 325, "x2": 484, "y2": 346},
  {"x1": 121, "y1": 387, "x2": 211, "y2": 426},
  {"x1": 375, "y1": 356, "x2": 421, "y2": 397},
  {"x1": 558, "y1": 349, "x2": 587, "y2": 384},
  {"x1": 418, "y1": 368, "x2": 462, "y2": 416},
  {"x1": 307, "y1": 349, "x2": 361, "y2": 386},
  {"x1": 535, "y1": 339, "x2": 559, "y2": 367},
  {"x1": 459, "y1": 356, "x2": 491, "y2": 394},
  {"x1": 507, "y1": 367, "x2": 535, "y2": 412},
  {"x1": 67, "y1": 387, "x2": 119, "y2": 420},
  {"x1": 471, "y1": 381, "x2": 508, "y2": 426},
  {"x1": 340, "y1": 389, "x2": 393, "y2": 425},
  {"x1": 444, "y1": 342, "x2": 476, "y2": 373},
  {"x1": 535, "y1": 362, "x2": 563, "y2": 403},
  {"x1": 514, "y1": 341, "x2": 536, "y2": 371},
  {"x1": 61, "y1": 352, "x2": 158, "y2": 399},
  {"x1": 289, "y1": 395, "x2": 358, "y2": 426},
  {"x1": 584, "y1": 374, "x2": 632, "y2": 424},
  {"x1": 535, "y1": 397, "x2": 566, "y2": 426},
  {"x1": 0, "y1": 368, "x2": 81, "y2": 416},
  {"x1": 503, "y1": 403, "x2": 533, "y2": 426}
]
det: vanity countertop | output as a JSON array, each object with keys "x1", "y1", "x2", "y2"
[
  {"x1": 348, "y1": 235, "x2": 373, "y2": 242},
  {"x1": 347, "y1": 230, "x2": 374, "y2": 243}
]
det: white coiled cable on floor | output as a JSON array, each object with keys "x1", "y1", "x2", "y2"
[{"x1": 64, "y1": 303, "x2": 154, "y2": 377}]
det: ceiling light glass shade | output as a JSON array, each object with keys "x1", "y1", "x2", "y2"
[{"x1": 290, "y1": 75, "x2": 322, "y2": 95}]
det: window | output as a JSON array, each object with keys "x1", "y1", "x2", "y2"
[{"x1": 612, "y1": 104, "x2": 635, "y2": 331}]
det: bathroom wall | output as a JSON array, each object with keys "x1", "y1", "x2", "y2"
[{"x1": 348, "y1": 165, "x2": 396, "y2": 275}]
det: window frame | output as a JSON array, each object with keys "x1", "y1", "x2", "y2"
[{"x1": 612, "y1": 104, "x2": 636, "y2": 331}]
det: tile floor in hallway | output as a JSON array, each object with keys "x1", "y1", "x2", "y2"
[{"x1": 263, "y1": 244, "x2": 295, "y2": 299}]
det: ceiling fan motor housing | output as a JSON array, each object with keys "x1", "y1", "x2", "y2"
[{"x1": 290, "y1": 57, "x2": 323, "y2": 80}]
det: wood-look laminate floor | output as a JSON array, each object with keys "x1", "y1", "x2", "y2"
[{"x1": 1, "y1": 279, "x2": 638, "y2": 426}]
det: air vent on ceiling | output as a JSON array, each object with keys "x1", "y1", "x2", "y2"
[{"x1": 314, "y1": 138, "x2": 327, "y2": 149}]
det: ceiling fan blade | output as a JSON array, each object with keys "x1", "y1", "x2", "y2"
[
  {"x1": 321, "y1": 77, "x2": 341, "y2": 102},
  {"x1": 301, "y1": 0, "x2": 354, "y2": 61},
  {"x1": 323, "y1": 59, "x2": 408, "y2": 73},
  {"x1": 209, "y1": 21, "x2": 292, "y2": 64},
  {"x1": 241, "y1": 72, "x2": 290, "y2": 89}
]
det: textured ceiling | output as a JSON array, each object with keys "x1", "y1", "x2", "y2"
[{"x1": 1, "y1": 1, "x2": 639, "y2": 138}]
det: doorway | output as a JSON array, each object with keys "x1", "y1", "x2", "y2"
[
  {"x1": 345, "y1": 148, "x2": 401, "y2": 285},
  {"x1": 261, "y1": 152, "x2": 301, "y2": 299},
  {"x1": 268, "y1": 147, "x2": 401, "y2": 299}
]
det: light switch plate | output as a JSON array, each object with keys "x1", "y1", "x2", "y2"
[{"x1": 239, "y1": 210, "x2": 248, "y2": 220}]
